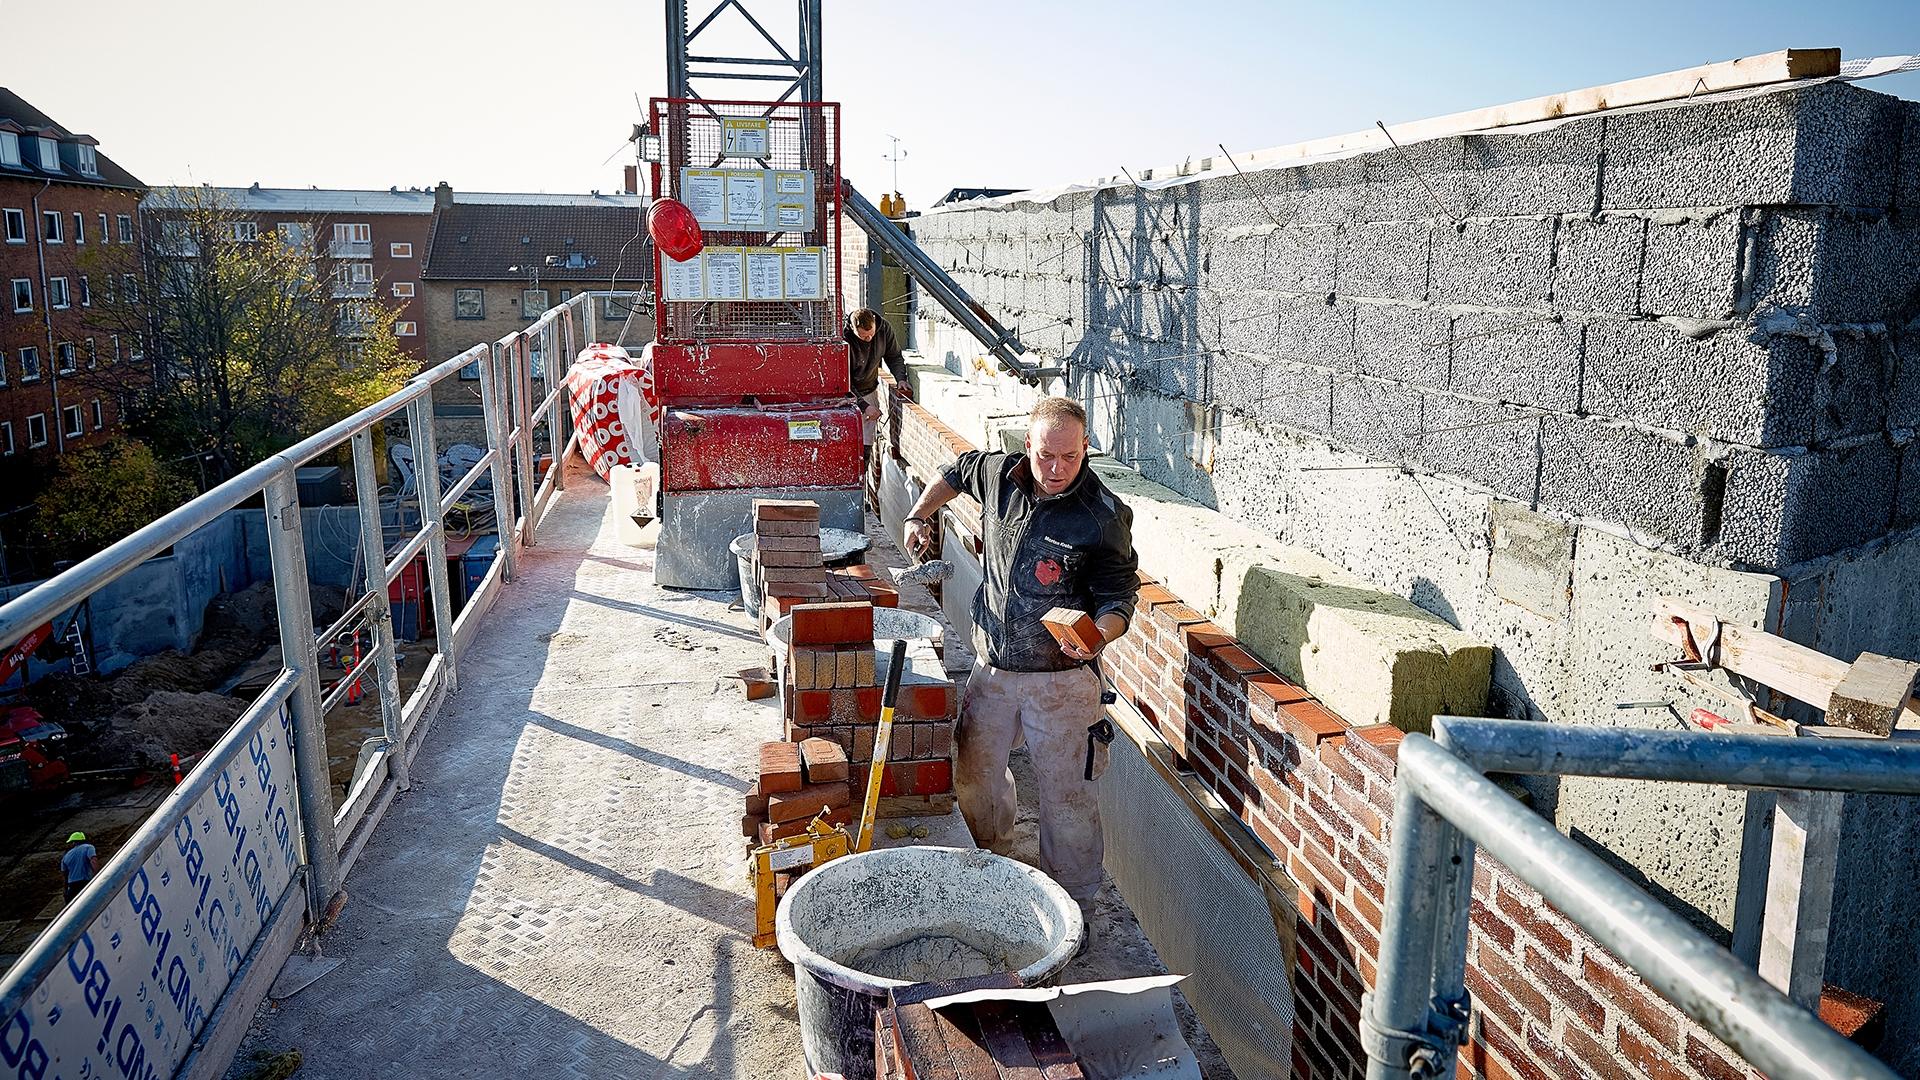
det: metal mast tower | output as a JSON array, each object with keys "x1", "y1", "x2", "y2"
[{"x1": 665, "y1": 0, "x2": 824, "y2": 103}]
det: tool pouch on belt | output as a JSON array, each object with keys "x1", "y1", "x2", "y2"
[{"x1": 1084, "y1": 657, "x2": 1117, "y2": 782}]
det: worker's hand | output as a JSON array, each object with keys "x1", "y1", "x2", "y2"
[
  {"x1": 906, "y1": 519, "x2": 934, "y2": 558},
  {"x1": 892, "y1": 383, "x2": 914, "y2": 402},
  {"x1": 1059, "y1": 635, "x2": 1103, "y2": 662},
  {"x1": 861, "y1": 399, "x2": 881, "y2": 421}
]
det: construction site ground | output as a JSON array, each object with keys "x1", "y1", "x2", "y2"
[{"x1": 225, "y1": 460, "x2": 1230, "y2": 1080}]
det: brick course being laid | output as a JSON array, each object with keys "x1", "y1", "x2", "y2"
[{"x1": 888, "y1": 390, "x2": 1775, "y2": 1080}]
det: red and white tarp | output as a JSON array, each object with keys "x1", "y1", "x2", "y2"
[{"x1": 566, "y1": 343, "x2": 661, "y2": 480}]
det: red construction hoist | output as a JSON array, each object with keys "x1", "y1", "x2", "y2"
[{"x1": 644, "y1": 97, "x2": 863, "y2": 589}]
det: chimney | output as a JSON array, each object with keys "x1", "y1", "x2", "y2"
[
  {"x1": 433, "y1": 181, "x2": 453, "y2": 211},
  {"x1": 622, "y1": 165, "x2": 638, "y2": 195}
]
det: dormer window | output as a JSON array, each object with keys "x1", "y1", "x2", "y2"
[
  {"x1": 75, "y1": 144, "x2": 98, "y2": 176},
  {"x1": 0, "y1": 133, "x2": 19, "y2": 168},
  {"x1": 36, "y1": 137, "x2": 59, "y2": 172}
]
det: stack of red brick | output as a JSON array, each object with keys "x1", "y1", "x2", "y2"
[{"x1": 749, "y1": 499, "x2": 896, "y2": 637}]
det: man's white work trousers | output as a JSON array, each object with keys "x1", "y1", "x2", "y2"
[{"x1": 955, "y1": 660, "x2": 1110, "y2": 900}]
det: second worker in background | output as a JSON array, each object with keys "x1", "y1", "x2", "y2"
[
  {"x1": 903, "y1": 396, "x2": 1138, "y2": 921},
  {"x1": 846, "y1": 307, "x2": 912, "y2": 453}
]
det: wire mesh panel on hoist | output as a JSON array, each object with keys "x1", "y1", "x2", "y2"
[{"x1": 650, "y1": 98, "x2": 841, "y2": 345}]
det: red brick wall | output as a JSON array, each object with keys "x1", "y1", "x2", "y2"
[{"x1": 887, "y1": 392, "x2": 1765, "y2": 1080}]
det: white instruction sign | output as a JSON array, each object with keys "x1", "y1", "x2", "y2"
[
  {"x1": 774, "y1": 203, "x2": 807, "y2": 229},
  {"x1": 725, "y1": 172, "x2": 767, "y2": 228},
  {"x1": 722, "y1": 117, "x2": 771, "y2": 158},
  {"x1": 788, "y1": 419, "x2": 823, "y2": 441},
  {"x1": 681, "y1": 171, "x2": 726, "y2": 226},
  {"x1": 663, "y1": 254, "x2": 704, "y2": 301},
  {"x1": 1, "y1": 707, "x2": 302, "y2": 1080},
  {"x1": 746, "y1": 249, "x2": 785, "y2": 300},
  {"x1": 775, "y1": 171, "x2": 808, "y2": 195},
  {"x1": 704, "y1": 248, "x2": 745, "y2": 300},
  {"x1": 783, "y1": 249, "x2": 824, "y2": 300}
]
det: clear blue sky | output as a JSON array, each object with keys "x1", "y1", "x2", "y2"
[{"x1": 6, "y1": 0, "x2": 1918, "y2": 209}]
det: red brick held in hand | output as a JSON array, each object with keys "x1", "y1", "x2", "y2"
[{"x1": 1041, "y1": 607, "x2": 1103, "y2": 655}]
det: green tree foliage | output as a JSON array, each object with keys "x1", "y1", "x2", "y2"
[
  {"x1": 78, "y1": 187, "x2": 416, "y2": 485},
  {"x1": 31, "y1": 437, "x2": 194, "y2": 561}
]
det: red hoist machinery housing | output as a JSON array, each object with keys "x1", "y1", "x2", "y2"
[{"x1": 643, "y1": 98, "x2": 863, "y2": 589}]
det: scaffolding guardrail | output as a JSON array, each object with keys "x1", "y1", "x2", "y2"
[{"x1": 1365, "y1": 716, "x2": 1914, "y2": 1080}]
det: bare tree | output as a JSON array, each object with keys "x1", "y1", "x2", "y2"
[{"x1": 76, "y1": 186, "x2": 415, "y2": 484}]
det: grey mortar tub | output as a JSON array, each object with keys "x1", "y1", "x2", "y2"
[
  {"x1": 730, "y1": 527, "x2": 871, "y2": 617},
  {"x1": 774, "y1": 846, "x2": 1083, "y2": 1080}
]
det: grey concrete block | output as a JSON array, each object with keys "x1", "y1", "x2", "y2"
[
  {"x1": 1640, "y1": 210, "x2": 1743, "y2": 319},
  {"x1": 1899, "y1": 441, "x2": 1920, "y2": 529},
  {"x1": 1097, "y1": 188, "x2": 1142, "y2": 236},
  {"x1": 1581, "y1": 320, "x2": 1817, "y2": 447},
  {"x1": 1602, "y1": 83, "x2": 1902, "y2": 210},
  {"x1": 1151, "y1": 230, "x2": 1204, "y2": 288},
  {"x1": 1894, "y1": 326, "x2": 1920, "y2": 431},
  {"x1": 1263, "y1": 157, "x2": 1366, "y2": 226},
  {"x1": 1412, "y1": 394, "x2": 1542, "y2": 501},
  {"x1": 1353, "y1": 303, "x2": 1450, "y2": 387},
  {"x1": 1206, "y1": 350, "x2": 1267, "y2": 411},
  {"x1": 1812, "y1": 331, "x2": 1892, "y2": 443},
  {"x1": 1359, "y1": 136, "x2": 1469, "y2": 223},
  {"x1": 1274, "y1": 294, "x2": 1355, "y2": 367},
  {"x1": 1205, "y1": 231, "x2": 1266, "y2": 290},
  {"x1": 1553, "y1": 215, "x2": 1644, "y2": 315},
  {"x1": 1538, "y1": 419, "x2": 1704, "y2": 551},
  {"x1": 1459, "y1": 117, "x2": 1604, "y2": 216},
  {"x1": 1338, "y1": 220, "x2": 1431, "y2": 300},
  {"x1": 1900, "y1": 100, "x2": 1920, "y2": 214},
  {"x1": 1719, "y1": 441, "x2": 1900, "y2": 569},
  {"x1": 1805, "y1": 215, "x2": 1920, "y2": 324},
  {"x1": 1246, "y1": 359, "x2": 1334, "y2": 435},
  {"x1": 1428, "y1": 217, "x2": 1555, "y2": 307},
  {"x1": 1217, "y1": 290, "x2": 1276, "y2": 356},
  {"x1": 1330, "y1": 378, "x2": 1426, "y2": 461},
  {"x1": 1450, "y1": 312, "x2": 1582, "y2": 411},
  {"x1": 1151, "y1": 287, "x2": 1206, "y2": 349},
  {"x1": 1264, "y1": 223, "x2": 1338, "y2": 294},
  {"x1": 1145, "y1": 347, "x2": 1208, "y2": 400}
]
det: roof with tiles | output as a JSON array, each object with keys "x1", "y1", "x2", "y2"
[
  {"x1": 422, "y1": 199, "x2": 652, "y2": 283},
  {"x1": 0, "y1": 88, "x2": 144, "y2": 191}
]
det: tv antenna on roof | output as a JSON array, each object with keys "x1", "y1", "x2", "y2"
[{"x1": 883, "y1": 135, "x2": 908, "y2": 193}]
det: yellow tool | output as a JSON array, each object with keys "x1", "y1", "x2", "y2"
[{"x1": 749, "y1": 638, "x2": 910, "y2": 947}]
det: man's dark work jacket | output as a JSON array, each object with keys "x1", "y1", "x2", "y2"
[
  {"x1": 941, "y1": 450, "x2": 1139, "y2": 672},
  {"x1": 846, "y1": 318, "x2": 908, "y2": 395}
]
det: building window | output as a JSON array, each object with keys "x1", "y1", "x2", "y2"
[
  {"x1": 0, "y1": 351, "x2": 6, "y2": 385},
  {"x1": 0, "y1": 422, "x2": 11, "y2": 455},
  {"x1": 62, "y1": 404, "x2": 83, "y2": 438},
  {"x1": 36, "y1": 137, "x2": 59, "y2": 171},
  {"x1": 335, "y1": 223, "x2": 371, "y2": 243},
  {"x1": 78, "y1": 276, "x2": 90, "y2": 307},
  {"x1": 392, "y1": 281, "x2": 414, "y2": 298},
  {"x1": 26, "y1": 412, "x2": 47, "y2": 447},
  {"x1": 0, "y1": 132, "x2": 19, "y2": 167},
  {"x1": 454, "y1": 288, "x2": 484, "y2": 319},
  {"x1": 57, "y1": 342, "x2": 76, "y2": 373},
  {"x1": 605, "y1": 294, "x2": 634, "y2": 321},
  {"x1": 20, "y1": 347, "x2": 40, "y2": 381},
  {"x1": 390, "y1": 242, "x2": 413, "y2": 258},
  {"x1": 42, "y1": 210, "x2": 61, "y2": 243},
  {"x1": 227, "y1": 221, "x2": 259, "y2": 242},
  {"x1": 85, "y1": 337, "x2": 97, "y2": 368},
  {"x1": 98, "y1": 212, "x2": 109, "y2": 243},
  {"x1": 48, "y1": 277, "x2": 69, "y2": 309},
  {"x1": 560, "y1": 288, "x2": 573, "y2": 303},
  {"x1": 396, "y1": 321, "x2": 417, "y2": 337},
  {"x1": 11, "y1": 278, "x2": 30, "y2": 312},
  {"x1": 75, "y1": 145, "x2": 98, "y2": 176},
  {"x1": 110, "y1": 335, "x2": 120, "y2": 363},
  {"x1": 459, "y1": 355, "x2": 481, "y2": 381},
  {"x1": 278, "y1": 221, "x2": 312, "y2": 247},
  {"x1": 73, "y1": 212, "x2": 85, "y2": 244},
  {"x1": 2, "y1": 209, "x2": 23, "y2": 243},
  {"x1": 121, "y1": 274, "x2": 138, "y2": 303},
  {"x1": 117, "y1": 214, "x2": 133, "y2": 243},
  {"x1": 521, "y1": 289, "x2": 549, "y2": 318},
  {"x1": 90, "y1": 398, "x2": 103, "y2": 430}
]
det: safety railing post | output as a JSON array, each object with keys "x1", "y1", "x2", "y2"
[
  {"x1": 1364, "y1": 785, "x2": 1466, "y2": 1080},
  {"x1": 262, "y1": 467, "x2": 342, "y2": 917},
  {"x1": 407, "y1": 395, "x2": 458, "y2": 693},
  {"x1": 480, "y1": 341, "x2": 518, "y2": 582},
  {"x1": 547, "y1": 318, "x2": 567, "y2": 492},
  {"x1": 349, "y1": 430, "x2": 409, "y2": 792},
  {"x1": 511, "y1": 334, "x2": 537, "y2": 548}
]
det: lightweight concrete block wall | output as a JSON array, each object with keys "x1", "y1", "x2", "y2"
[{"x1": 908, "y1": 80, "x2": 1920, "y2": 1074}]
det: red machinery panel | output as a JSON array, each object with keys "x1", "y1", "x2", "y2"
[
  {"x1": 660, "y1": 403, "x2": 862, "y2": 491},
  {"x1": 645, "y1": 341, "x2": 850, "y2": 403}
]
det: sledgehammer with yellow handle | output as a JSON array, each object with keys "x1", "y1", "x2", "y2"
[{"x1": 854, "y1": 638, "x2": 910, "y2": 852}]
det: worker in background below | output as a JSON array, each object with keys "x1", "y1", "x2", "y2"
[
  {"x1": 846, "y1": 307, "x2": 912, "y2": 454},
  {"x1": 902, "y1": 396, "x2": 1137, "y2": 940},
  {"x1": 61, "y1": 831, "x2": 98, "y2": 902}
]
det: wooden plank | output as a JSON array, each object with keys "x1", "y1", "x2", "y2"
[
  {"x1": 1650, "y1": 598, "x2": 1920, "y2": 731},
  {"x1": 1013, "y1": 1002, "x2": 1087, "y2": 1080},
  {"x1": 932, "y1": 1009, "x2": 1003, "y2": 1080},
  {"x1": 877, "y1": 1006, "x2": 905, "y2": 1080},
  {"x1": 972, "y1": 1002, "x2": 1045, "y2": 1080},
  {"x1": 1828, "y1": 653, "x2": 1920, "y2": 736},
  {"x1": 1120, "y1": 49, "x2": 1842, "y2": 184},
  {"x1": 1757, "y1": 787, "x2": 1844, "y2": 1009},
  {"x1": 891, "y1": 1001, "x2": 961, "y2": 1080}
]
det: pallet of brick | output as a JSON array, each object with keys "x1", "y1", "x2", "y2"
[{"x1": 753, "y1": 500, "x2": 828, "y2": 620}]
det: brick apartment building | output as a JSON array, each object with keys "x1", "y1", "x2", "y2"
[
  {"x1": 0, "y1": 88, "x2": 144, "y2": 485},
  {"x1": 420, "y1": 184, "x2": 649, "y2": 445},
  {"x1": 142, "y1": 185, "x2": 436, "y2": 366}
]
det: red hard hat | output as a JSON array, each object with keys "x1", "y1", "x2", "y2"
[{"x1": 647, "y1": 198, "x2": 704, "y2": 263}]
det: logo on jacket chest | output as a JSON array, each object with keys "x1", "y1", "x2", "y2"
[{"x1": 1034, "y1": 557, "x2": 1064, "y2": 587}]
